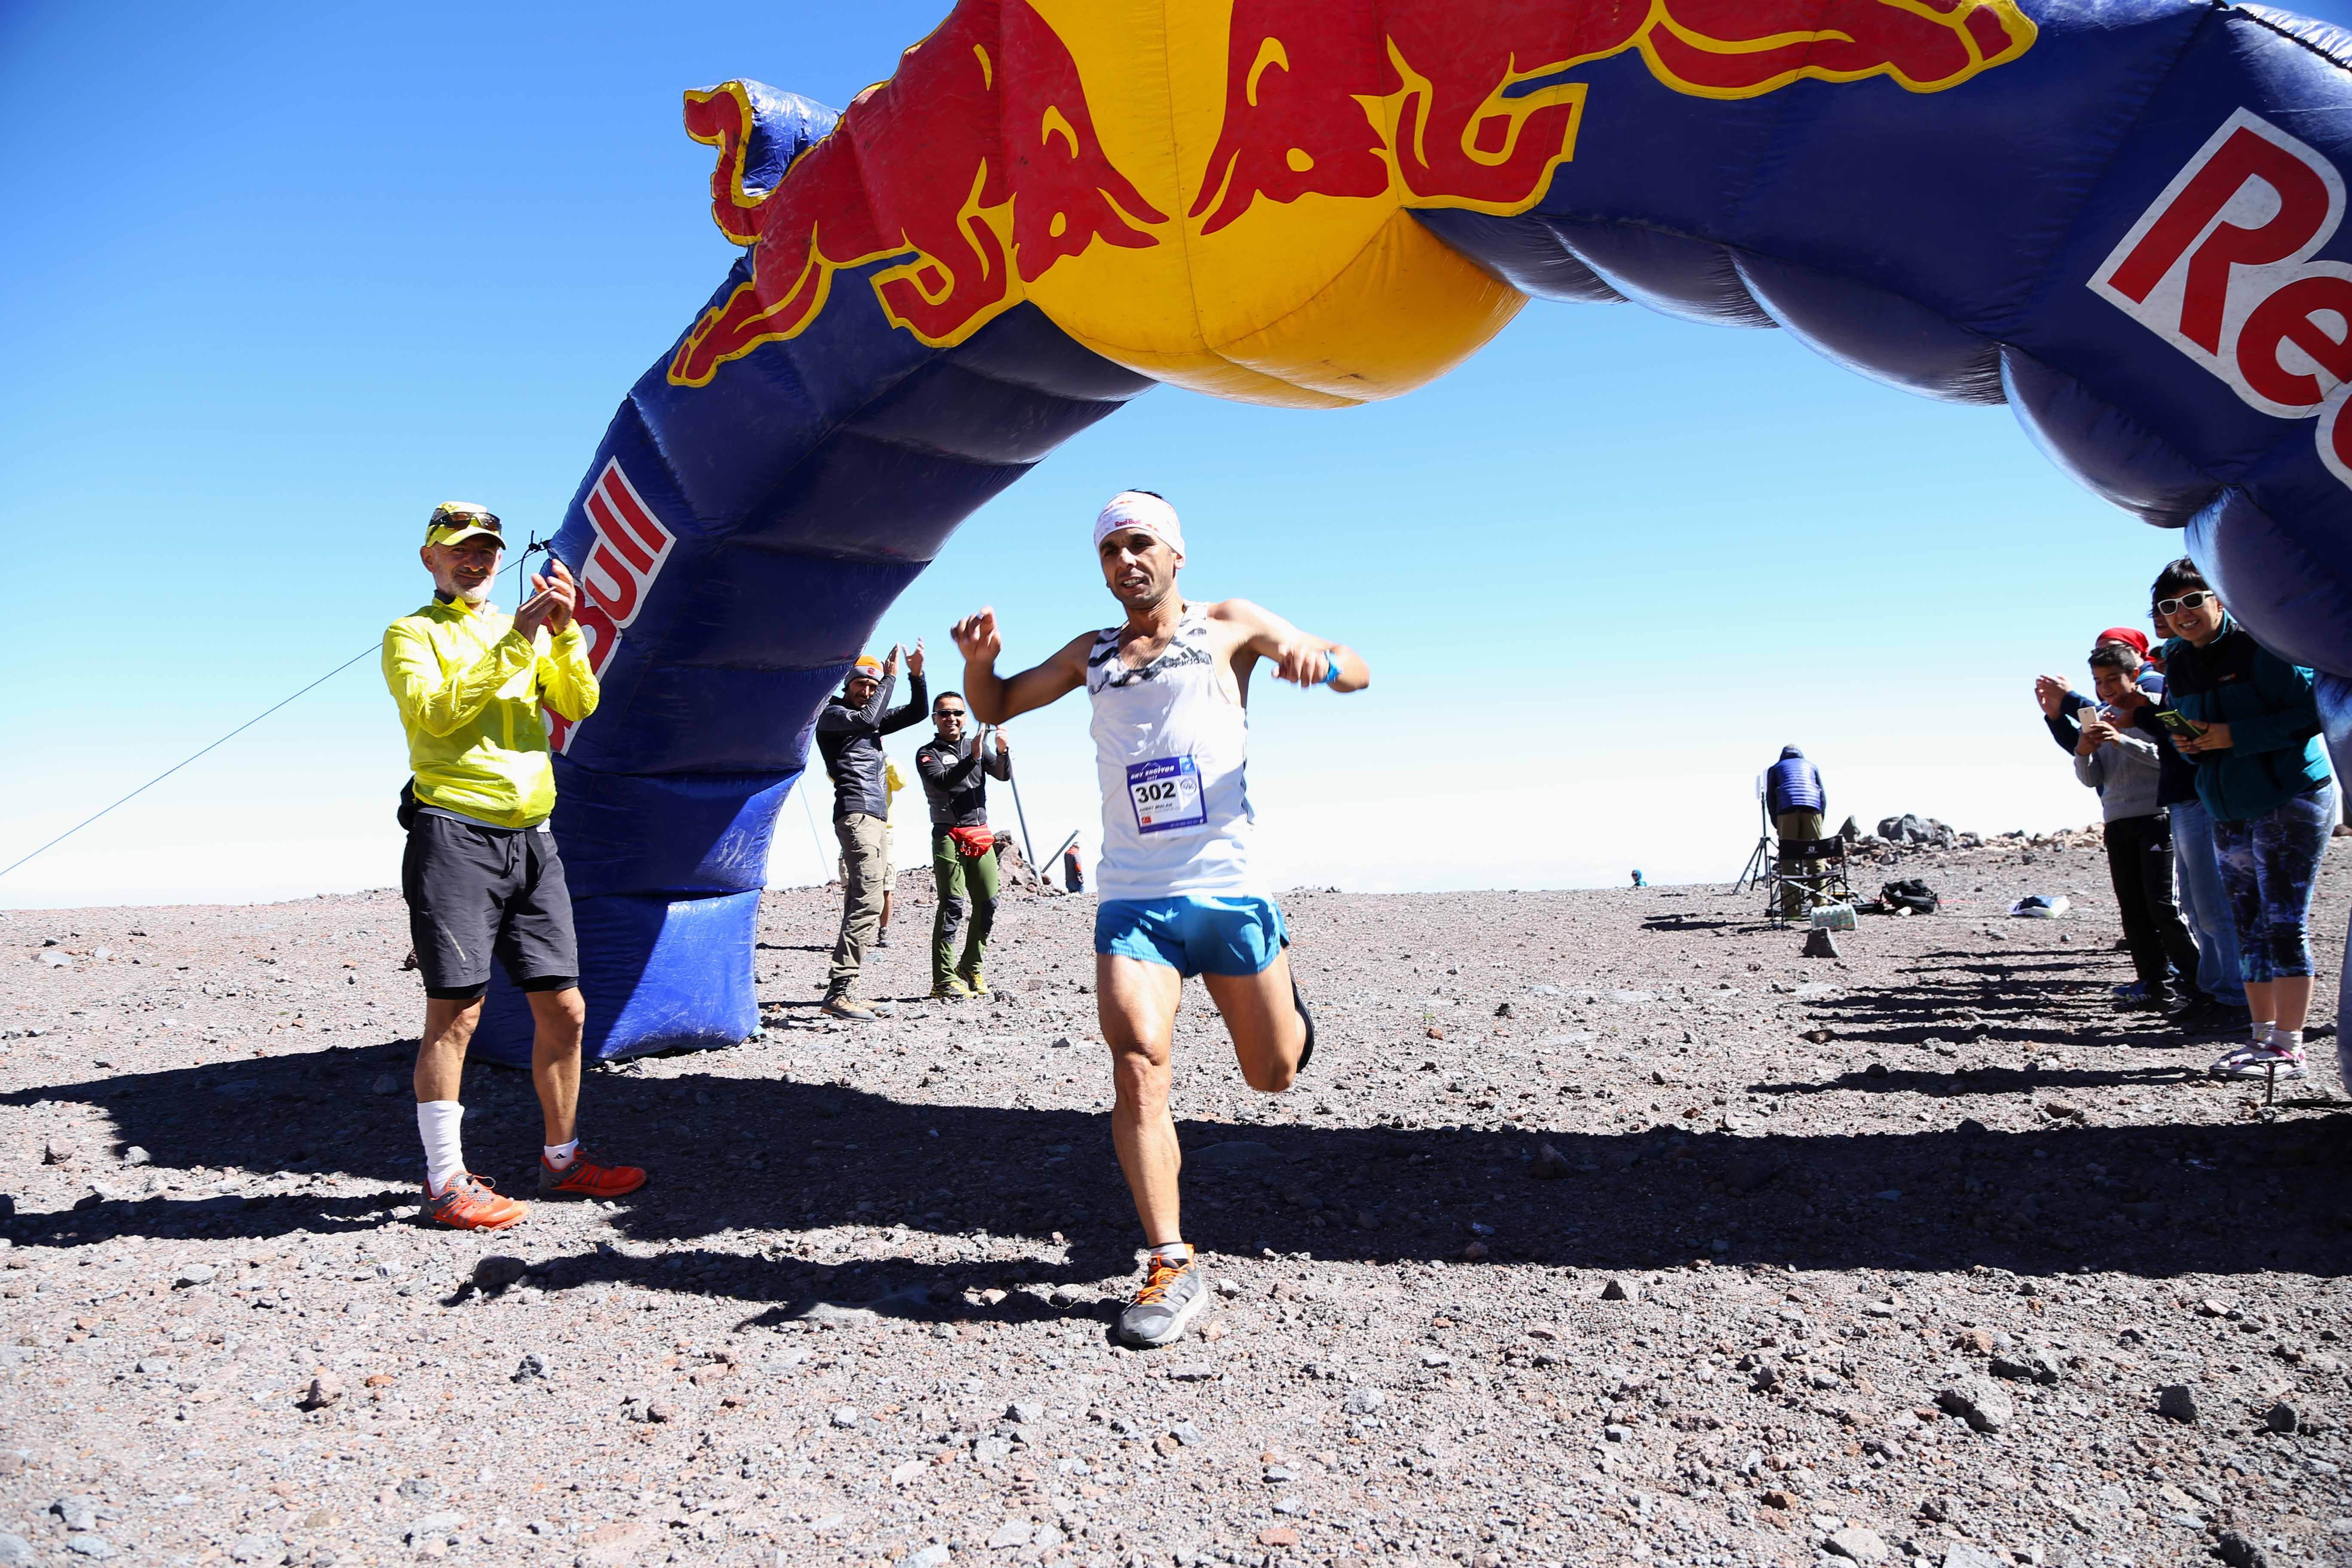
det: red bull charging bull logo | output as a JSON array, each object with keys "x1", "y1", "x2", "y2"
[{"x1": 668, "y1": 0, "x2": 2034, "y2": 404}]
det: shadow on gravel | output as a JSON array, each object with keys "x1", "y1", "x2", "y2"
[
  {"x1": 6, "y1": 1036, "x2": 2350, "y2": 1309},
  {"x1": 1753, "y1": 1064, "x2": 2204, "y2": 1097}
]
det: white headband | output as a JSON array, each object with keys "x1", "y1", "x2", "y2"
[{"x1": 1093, "y1": 491, "x2": 1184, "y2": 559}]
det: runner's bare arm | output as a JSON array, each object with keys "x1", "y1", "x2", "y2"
[
  {"x1": 951, "y1": 609, "x2": 1092, "y2": 723},
  {"x1": 1209, "y1": 599, "x2": 1369, "y2": 692}
]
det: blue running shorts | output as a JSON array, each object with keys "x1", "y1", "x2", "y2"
[{"x1": 1094, "y1": 894, "x2": 1288, "y2": 977}]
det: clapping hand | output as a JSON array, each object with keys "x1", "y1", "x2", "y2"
[{"x1": 514, "y1": 559, "x2": 578, "y2": 640}]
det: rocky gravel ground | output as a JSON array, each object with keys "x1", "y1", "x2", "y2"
[{"x1": 3, "y1": 831, "x2": 2351, "y2": 1568}]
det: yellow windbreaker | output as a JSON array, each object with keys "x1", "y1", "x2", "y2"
[{"x1": 381, "y1": 597, "x2": 599, "y2": 828}]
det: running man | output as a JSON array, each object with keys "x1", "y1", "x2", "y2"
[
  {"x1": 951, "y1": 490, "x2": 1367, "y2": 1348},
  {"x1": 383, "y1": 502, "x2": 648, "y2": 1230}
]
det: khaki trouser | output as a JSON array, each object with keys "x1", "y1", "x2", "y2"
[
  {"x1": 1775, "y1": 809, "x2": 1827, "y2": 918},
  {"x1": 828, "y1": 812, "x2": 888, "y2": 996}
]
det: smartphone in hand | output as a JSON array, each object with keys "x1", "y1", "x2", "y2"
[{"x1": 2151, "y1": 708, "x2": 2205, "y2": 739}]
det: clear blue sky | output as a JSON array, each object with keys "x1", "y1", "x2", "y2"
[{"x1": 7, "y1": 1, "x2": 2349, "y2": 907}]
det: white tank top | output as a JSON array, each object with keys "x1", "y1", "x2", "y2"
[{"x1": 1086, "y1": 605, "x2": 1258, "y2": 899}]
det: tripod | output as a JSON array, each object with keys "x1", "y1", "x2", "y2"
[{"x1": 1733, "y1": 787, "x2": 1773, "y2": 892}]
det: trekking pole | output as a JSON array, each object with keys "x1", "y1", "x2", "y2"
[{"x1": 992, "y1": 726, "x2": 1038, "y2": 866}]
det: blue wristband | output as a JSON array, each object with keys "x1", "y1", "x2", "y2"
[{"x1": 1322, "y1": 660, "x2": 1344, "y2": 689}]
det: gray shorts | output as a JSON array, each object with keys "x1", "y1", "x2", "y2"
[{"x1": 401, "y1": 815, "x2": 579, "y2": 1001}]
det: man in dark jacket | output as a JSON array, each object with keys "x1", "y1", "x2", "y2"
[
  {"x1": 813, "y1": 643, "x2": 927, "y2": 1020},
  {"x1": 915, "y1": 692, "x2": 1012, "y2": 1000},
  {"x1": 1765, "y1": 745, "x2": 1826, "y2": 919}
]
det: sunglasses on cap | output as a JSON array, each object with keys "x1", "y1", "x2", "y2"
[{"x1": 2154, "y1": 590, "x2": 2214, "y2": 616}]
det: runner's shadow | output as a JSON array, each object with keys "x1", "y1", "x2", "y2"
[{"x1": 8, "y1": 1041, "x2": 2349, "y2": 1302}]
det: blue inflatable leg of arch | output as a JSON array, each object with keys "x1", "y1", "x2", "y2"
[{"x1": 476, "y1": 4, "x2": 2352, "y2": 1063}]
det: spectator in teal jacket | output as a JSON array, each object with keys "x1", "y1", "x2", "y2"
[{"x1": 2154, "y1": 557, "x2": 2336, "y2": 1087}]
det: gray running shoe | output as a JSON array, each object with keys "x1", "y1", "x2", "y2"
[{"x1": 1117, "y1": 1245, "x2": 1209, "y2": 1348}]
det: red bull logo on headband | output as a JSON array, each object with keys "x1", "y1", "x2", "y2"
[{"x1": 669, "y1": 0, "x2": 2036, "y2": 407}]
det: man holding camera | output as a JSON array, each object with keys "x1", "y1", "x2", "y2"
[{"x1": 383, "y1": 502, "x2": 648, "y2": 1231}]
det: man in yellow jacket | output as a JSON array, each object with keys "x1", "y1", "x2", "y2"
[{"x1": 383, "y1": 502, "x2": 648, "y2": 1231}]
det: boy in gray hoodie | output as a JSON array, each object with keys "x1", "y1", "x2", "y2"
[{"x1": 2075, "y1": 644, "x2": 2200, "y2": 1011}]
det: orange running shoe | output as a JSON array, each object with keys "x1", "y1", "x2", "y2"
[
  {"x1": 537, "y1": 1145, "x2": 648, "y2": 1200},
  {"x1": 424, "y1": 1173, "x2": 528, "y2": 1231}
]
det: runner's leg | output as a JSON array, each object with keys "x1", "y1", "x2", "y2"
[
  {"x1": 1202, "y1": 947, "x2": 1309, "y2": 1093},
  {"x1": 1098, "y1": 953, "x2": 1186, "y2": 1244}
]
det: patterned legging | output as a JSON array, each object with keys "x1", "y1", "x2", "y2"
[{"x1": 2212, "y1": 782, "x2": 2336, "y2": 983}]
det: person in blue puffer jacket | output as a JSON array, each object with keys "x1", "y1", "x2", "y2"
[
  {"x1": 2152, "y1": 557, "x2": 2337, "y2": 1086},
  {"x1": 1764, "y1": 745, "x2": 1826, "y2": 919}
]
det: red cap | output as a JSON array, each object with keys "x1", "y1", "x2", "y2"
[{"x1": 2095, "y1": 626, "x2": 2150, "y2": 656}]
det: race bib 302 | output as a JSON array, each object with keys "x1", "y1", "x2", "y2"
[{"x1": 1126, "y1": 756, "x2": 1208, "y2": 836}]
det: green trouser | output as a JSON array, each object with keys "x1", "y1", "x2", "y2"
[{"x1": 931, "y1": 833, "x2": 1000, "y2": 987}]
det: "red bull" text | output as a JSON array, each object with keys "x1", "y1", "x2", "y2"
[
  {"x1": 2093, "y1": 108, "x2": 2352, "y2": 494},
  {"x1": 550, "y1": 458, "x2": 675, "y2": 753}
]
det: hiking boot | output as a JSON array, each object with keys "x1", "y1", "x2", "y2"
[
  {"x1": 424, "y1": 1173, "x2": 527, "y2": 1231},
  {"x1": 538, "y1": 1145, "x2": 648, "y2": 1200},
  {"x1": 930, "y1": 976, "x2": 973, "y2": 1001},
  {"x1": 875, "y1": 929, "x2": 891, "y2": 949},
  {"x1": 822, "y1": 992, "x2": 877, "y2": 1022},
  {"x1": 1117, "y1": 1245, "x2": 1209, "y2": 1349},
  {"x1": 958, "y1": 965, "x2": 988, "y2": 998}
]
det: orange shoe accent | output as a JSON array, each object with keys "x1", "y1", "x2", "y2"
[
  {"x1": 425, "y1": 1173, "x2": 528, "y2": 1231},
  {"x1": 1134, "y1": 1243, "x2": 1195, "y2": 1305},
  {"x1": 537, "y1": 1145, "x2": 648, "y2": 1200}
]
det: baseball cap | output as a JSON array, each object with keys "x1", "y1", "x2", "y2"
[
  {"x1": 425, "y1": 502, "x2": 505, "y2": 548},
  {"x1": 2095, "y1": 626, "x2": 2150, "y2": 656}
]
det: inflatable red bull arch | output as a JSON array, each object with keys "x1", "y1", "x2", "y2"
[{"x1": 481, "y1": 0, "x2": 2352, "y2": 1062}]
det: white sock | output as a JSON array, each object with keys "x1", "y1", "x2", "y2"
[
  {"x1": 2254, "y1": 1021, "x2": 2274, "y2": 1046},
  {"x1": 1148, "y1": 1242, "x2": 1189, "y2": 1265},
  {"x1": 2272, "y1": 1028, "x2": 2304, "y2": 1054},
  {"x1": 417, "y1": 1100, "x2": 465, "y2": 1195},
  {"x1": 544, "y1": 1139, "x2": 579, "y2": 1171}
]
